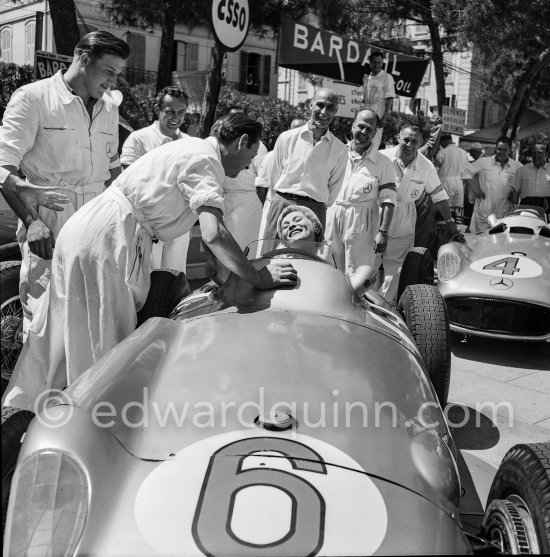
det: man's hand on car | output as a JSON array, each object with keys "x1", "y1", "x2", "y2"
[
  {"x1": 256, "y1": 262, "x2": 298, "y2": 289},
  {"x1": 26, "y1": 218, "x2": 56, "y2": 259}
]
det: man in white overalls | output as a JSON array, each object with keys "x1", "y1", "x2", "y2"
[
  {"x1": 379, "y1": 124, "x2": 462, "y2": 305},
  {"x1": 0, "y1": 31, "x2": 129, "y2": 333}
]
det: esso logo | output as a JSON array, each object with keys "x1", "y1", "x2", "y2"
[{"x1": 211, "y1": 0, "x2": 250, "y2": 52}]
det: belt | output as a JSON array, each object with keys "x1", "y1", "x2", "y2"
[
  {"x1": 335, "y1": 199, "x2": 377, "y2": 208},
  {"x1": 276, "y1": 191, "x2": 322, "y2": 204},
  {"x1": 33, "y1": 179, "x2": 105, "y2": 195},
  {"x1": 107, "y1": 186, "x2": 157, "y2": 239}
]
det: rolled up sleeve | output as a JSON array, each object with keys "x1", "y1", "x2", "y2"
[
  {"x1": 426, "y1": 164, "x2": 449, "y2": 202},
  {"x1": 0, "y1": 89, "x2": 39, "y2": 168},
  {"x1": 178, "y1": 153, "x2": 226, "y2": 214}
]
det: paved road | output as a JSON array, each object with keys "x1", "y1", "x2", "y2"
[{"x1": 447, "y1": 332, "x2": 549, "y2": 504}]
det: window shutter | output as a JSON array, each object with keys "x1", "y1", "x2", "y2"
[
  {"x1": 262, "y1": 55, "x2": 271, "y2": 95},
  {"x1": 240, "y1": 50, "x2": 248, "y2": 88}
]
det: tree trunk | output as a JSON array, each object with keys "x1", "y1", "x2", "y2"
[
  {"x1": 48, "y1": 0, "x2": 80, "y2": 56},
  {"x1": 501, "y1": 47, "x2": 550, "y2": 140},
  {"x1": 199, "y1": 42, "x2": 225, "y2": 138},
  {"x1": 427, "y1": 20, "x2": 446, "y2": 114},
  {"x1": 155, "y1": 5, "x2": 176, "y2": 92}
]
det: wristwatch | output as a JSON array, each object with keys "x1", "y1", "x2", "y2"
[{"x1": 378, "y1": 228, "x2": 388, "y2": 235}]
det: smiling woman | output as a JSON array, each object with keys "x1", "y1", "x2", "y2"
[{"x1": 277, "y1": 205, "x2": 324, "y2": 251}]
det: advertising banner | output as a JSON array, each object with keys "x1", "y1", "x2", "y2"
[{"x1": 278, "y1": 18, "x2": 429, "y2": 98}]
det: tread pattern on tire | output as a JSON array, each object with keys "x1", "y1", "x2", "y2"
[
  {"x1": 487, "y1": 443, "x2": 550, "y2": 553},
  {"x1": 398, "y1": 284, "x2": 451, "y2": 406}
]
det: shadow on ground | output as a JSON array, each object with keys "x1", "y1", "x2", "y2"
[{"x1": 447, "y1": 402, "x2": 500, "y2": 450}]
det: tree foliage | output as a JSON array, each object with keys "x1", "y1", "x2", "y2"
[
  {"x1": 0, "y1": 62, "x2": 34, "y2": 120},
  {"x1": 458, "y1": 0, "x2": 550, "y2": 139}
]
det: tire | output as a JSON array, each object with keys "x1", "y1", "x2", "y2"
[
  {"x1": 1, "y1": 262, "x2": 23, "y2": 396},
  {"x1": 483, "y1": 443, "x2": 550, "y2": 554},
  {"x1": 136, "y1": 269, "x2": 191, "y2": 327},
  {"x1": 398, "y1": 284, "x2": 451, "y2": 406},
  {"x1": 397, "y1": 247, "x2": 434, "y2": 302},
  {"x1": 2, "y1": 409, "x2": 34, "y2": 534}
]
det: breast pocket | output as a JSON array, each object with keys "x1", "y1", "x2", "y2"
[
  {"x1": 92, "y1": 131, "x2": 116, "y2": 168},
  {"x1": 38, "y1": 127, "x2": 79, "y2": 172},
  {"x1": 349, "y1": 171, "x2": 379, "y2": 199}
]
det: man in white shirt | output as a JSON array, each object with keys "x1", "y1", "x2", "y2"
[
  {"x1": 512, "y1": 141, "x2": 550, "y2": 215},
  {"x1": 463, "y1": 136, "x2": 522, "y2": 233},
  {"x1": 256, "y1": 88, "x2": 347, "y2": 251},
  {"x1": 121, "y1": 86, "x2": 190, "y2": 273},
  {"x1": 435, "y1": 134, "x2": 470, "y2": 221},
  {"x1": 362, "y1": 51, "x2": 395, "y2": 151},
  {"x1": 0, "y1": 31, "x2": 129, "y2": 332},
  {"x1": 379, "y1": 124, "x2": 461, "y2": 305}
]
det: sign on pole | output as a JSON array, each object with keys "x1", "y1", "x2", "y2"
[
  {"x1": 278, "y1": 17, "x2": 429, "y2": 98},
  {"x1": 441, "y1": 106, "x2": 466, "y2": 135},
  {"x1": 210, "y1": 0, "x2": 250, "y2": 52},
  {"x1": 324, "y1": 80, "x2": 363, "y2": 119},
  {"x1": 34, "y1": 50, "x2": 72, "y2": 80}
]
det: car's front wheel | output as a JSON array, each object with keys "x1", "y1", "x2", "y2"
[
  {"x1": 1, "y1": 261, "x2": 23, "y2": 395},
  {"x1": 2, "y1": 409, "x2": 35, "y2": 534},
  {"x1": 398, "y1": 284, "x2": 451, "y2": 406},
  {"x1": 397, "y1": 247, "x2": 434, "y2": 302},
  {"x1": 482, "y1": 443, "x2": 550, "y2": 554}
]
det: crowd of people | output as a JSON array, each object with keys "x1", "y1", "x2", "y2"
[{"x1": 1, "y1": 31, "x2": 549, "y2": 411}]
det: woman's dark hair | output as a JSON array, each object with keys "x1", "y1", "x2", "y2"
[
  {"x1": 74, "y1": 31, "x2": 130, "y2": 61},
  {"x1": 210, "y1": 113, "x2": 262, "y2": 148}
]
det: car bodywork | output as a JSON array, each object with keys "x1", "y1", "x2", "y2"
[
  {"x1": 437, "y1": 207, "x2": 550, "y2": 341},
  {"x1": 3, "y1": 251, "x2": 495, "y2": 555}
]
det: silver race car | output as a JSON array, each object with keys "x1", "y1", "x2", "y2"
[
  {"x1": 2, "y1": 242, "x2": 549, "y2": 555},
  {"x1": 436, "y1": 206, "x2": 550, "y2": 342}
]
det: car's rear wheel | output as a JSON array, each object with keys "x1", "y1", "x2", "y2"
[
  {"x1": 482, "y1": 443, "x2": 550, "y2": 554},
  {"x1": 136, "y1": 269, "x2": 191, "y2": 327},
  {"x1": 398, "y1": 284, "x2": 451, "y2": 406},
  {"x1": 397, "y1": 247, "x2": 434, "y2": 302},
  {"x1": 1, "y1": 262, "x2": 23, "y2": 395},
  {"x1": 2, "y1": 409, "x2": 34, "y2": 534}
]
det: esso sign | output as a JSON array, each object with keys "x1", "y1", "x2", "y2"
[{"x1": 211, "y1": 0, "x2": 250, "y2": 51}]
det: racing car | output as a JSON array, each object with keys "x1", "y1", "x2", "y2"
[
  {"x1": 436, "y1": 206, "x2": 550, "y2": 341},
  {"x1": 2, "y1": 242, "x2": 549, "y2": 555}
]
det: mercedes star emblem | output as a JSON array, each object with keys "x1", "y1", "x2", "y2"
[{"x1": 490, "y1": 277, "x2": 513, "y2": 289}]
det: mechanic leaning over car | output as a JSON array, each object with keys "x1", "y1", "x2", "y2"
[
  {"x1": 512, "y1": 140, "x2": 550, "y2": 217},
  {"x1": 377, "y1": 123, "x2": 462, "y2": 306},
  {"x1": 255, "y1": 87, "x2": 348, "y2": 251},
  {"x1": 325, "y1": 109, "x2": 396, "y2": 293},
  {"x1": 463, "y1": 135, "x2": 523, "y2": 233},
  {"x1": 0, "y1": 31, "x2": 129, "y2": 337},
  {"x1": 121, "y1": 86, "x2": 191, "y2": 275},
  {"x1": 2, "y1": 113, "x2": 298, "y2": 412}
]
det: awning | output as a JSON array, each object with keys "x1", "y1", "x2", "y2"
[
  {"x1": 462, "y1": 108, "x2": 550, "y2": 143},
  {"x1": 278, "y1": 17, "x2": 429, "y2": 98}
]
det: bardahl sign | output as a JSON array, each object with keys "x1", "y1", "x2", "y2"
[
  {"x1": 278, "y1": 18, "x2": 429, "y2": 98},
  {"x1": 35, "y1": 50, "x2": 72, "y2": 80}
]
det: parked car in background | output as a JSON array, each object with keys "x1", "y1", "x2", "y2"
[{"x1": 436, "y1": 206, "x2": 550, "y2": 342}]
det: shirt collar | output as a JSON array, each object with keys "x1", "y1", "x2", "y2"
[
  {"x1": 348, "y1": 141, "x2": 377, "y2": 162},
  {"x1": 205, "y1": 136, "x2": 221, "y2": 161},
  {"x1": 300, "y1": 123, "x2": 333, "y2": 144},
  {"x1": 53, "y1": 70, "x2": 108, "y2": 109}
]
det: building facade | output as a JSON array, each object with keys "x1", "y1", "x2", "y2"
[{"x1": 0, "y1": 0, "x2": 278, "y2": 111}]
